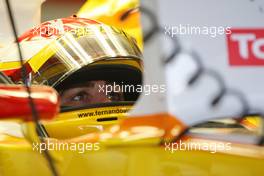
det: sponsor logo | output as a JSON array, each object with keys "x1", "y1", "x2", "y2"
[
  {"x1": 227, "y1": 29, "x2": 264, "y2": 66},
  {"x1": 77, "y1": 108, "x2": 129, "y2": 118}
]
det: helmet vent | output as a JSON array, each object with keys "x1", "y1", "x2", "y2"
[{"x1": 97, "y1": 117, "x2": 118, "y2": 122}]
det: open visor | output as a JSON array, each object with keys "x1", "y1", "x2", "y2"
[{"x1": 26, "y1": 24, "x2": 142, "y2": 88}]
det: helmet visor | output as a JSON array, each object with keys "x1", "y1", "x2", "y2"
[{"x1": 26, "y1": 24, "x2": 142, "y2": 87}]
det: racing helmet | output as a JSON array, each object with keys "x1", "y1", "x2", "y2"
[{"x1": 4, "y1": 17, "x2": 143, "y2": 139}]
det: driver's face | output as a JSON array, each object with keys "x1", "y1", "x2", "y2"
[{"x1": 60, "y1": 80, "x2": 124, "y2": 107}]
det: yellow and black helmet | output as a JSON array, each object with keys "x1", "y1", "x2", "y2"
[{"x1": 5, "y1": 17, "x2": 143, "y2": 139}]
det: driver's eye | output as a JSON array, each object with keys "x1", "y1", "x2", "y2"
[
  {"x1": 107, "y1": 92, "x2": 124, "y2": 101},
  {"x1": 71, "y1": 91, "x2": 90, "y2": 102}
]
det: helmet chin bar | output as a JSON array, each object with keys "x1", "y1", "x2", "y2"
[{"x1": 42, "y1": 101, "x2": 134, "y2": 139}]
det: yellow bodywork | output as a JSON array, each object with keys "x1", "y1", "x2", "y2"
[
  {"x1": 0, "y1": 141, "x2": 263, "y2": 176},
  {"x1": 0, "y1": 114, "x2": 263, "y2": 176}
]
